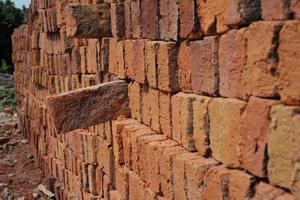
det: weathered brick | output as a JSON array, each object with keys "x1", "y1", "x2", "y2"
[
  {"x1": 197, "y1": 0, "x2": 228, "y2": 35},
  {"x1": 66, "y1": 4, "x2": 112, "y2": 38},
  {"x1": 291, "y1": 0, "x2": 300, "y2": 19},
  {"x1": 244, "y1": 21, "x2": 283, "y2": 98},
  {"x1": 172, "y1": 152, "x2": 199, "y2": 200},
  {"x1": 157, "y1": 42, "x2": 179, "y2": 92},
  {"x1": 47, "y1": 81, "x2": 130, "y2": 133},
  {"x1": 142, "y1": 88, "x2": 160, "y2": 133},
  {"x1": 185, "y1": 157, "x2": 217, "y2": 200},
  {"x1": 261, "y1": 0, "x2": 290, "y2": 20},
  {"x1": 111, "y1": 3, "x2": 125, "y2": 38},
  {"x1": 141, "y1": 0, "x2": 159, "y2": 39},
  {"x1": 179, "y1": 0, "x2": 202, "y2": 39},
  {"x1": 178, "y1": 41, "x2": 192, "y2": 92},
  {"x1": 268, "y1": 105, "x2": 300, "y2": 196},
  {"x1": 115, "y1": 167, "x2": 129, "y2": 200},
  {"x1": 128, "y1": 82, "x2": 142, "y2": 122},
  {"x1": 159, "y1": 91, "x2": 172, "y2": 138},
  {"x1": 124, "y1": 40, "x2": 147, "y2": 83},
  {"x1": 219, "y1": 28, "x2": 247, "y2": 99},
  {"x1": 145, "y1": 41, "x2": 160, "y2": 89},
  {"x1": 225, "y1": 0, "x2": 261, "y2": 26},
  {"x1": 239, "y1": 97, "x2": 278, "y2": 178},
  {"x1": 209, "y1": 98, "x2": 246, "y2": 167},
  {"x1": 88, "y1": 165, "x2": 97, "y2": 195},
  {"x1": 129, "y1": 171, "x2": 145, "y2": 199},
  {"x1": 278, "y1": 20, "x2": 300, "y2": 105},
  {"x1": 159, "y1": 0, "x2": 179, "y2": 40},
  {"x1": 191, "y1": 36, "x2": 219, "y2": 96},
  {"x1": 253, "y1": 182, "x2": 295, "y2": 200}
]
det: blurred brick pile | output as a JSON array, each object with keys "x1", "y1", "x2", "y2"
[{"x1": 11, "y1": 0, "x2": 300, "y2": 199}]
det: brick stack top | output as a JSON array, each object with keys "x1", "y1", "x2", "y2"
[{"x1": 12, "y1": 0, "x2": 300, "y2": 199}]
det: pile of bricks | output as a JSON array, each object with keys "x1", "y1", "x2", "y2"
[{"x1": 12, "y1": 0, "x2": 300, "y2": 199}]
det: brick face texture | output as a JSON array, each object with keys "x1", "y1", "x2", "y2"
[{"x1": 12, "y1": 0, "x2": 300, "y2": 199}]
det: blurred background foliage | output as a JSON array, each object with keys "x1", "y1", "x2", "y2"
[{"x1": 0, "y1": 0, "x2": 27, "y2": 74}]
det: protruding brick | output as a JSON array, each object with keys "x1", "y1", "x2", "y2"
[
  {"x1": 47, "y1": 81, "x2": 130, "y2": 133},
  {"x1": 128, "y1": 82, "x2": 142, "y2": 122},
  {"x1": 268, "y1": 105, "x2": 300, "y2": 196},
  {"x1": 145, "y1": 41, "x2": 160, "y2": 89}
]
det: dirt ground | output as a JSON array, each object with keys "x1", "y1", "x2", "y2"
[{"x1": 0, "y1": 110, "x2": 47, "y2": 200}]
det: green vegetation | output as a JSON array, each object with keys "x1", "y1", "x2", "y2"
[
  {"x1": 0, "y1": 83, "x2": 16, "y2": 111},
  {"x1": 0, "y1": 0, "x2": 27, "y2": 74}
]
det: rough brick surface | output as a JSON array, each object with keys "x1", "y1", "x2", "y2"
[
  {"x1": 12, "y1": 1, "x2": 300, "y2": 199},
  {"x1": 47, "y1": 81, "x2": 130, "y2": 133},
  {"x1": 268, "y1": 105, "x2": 300, "y2": 195}
]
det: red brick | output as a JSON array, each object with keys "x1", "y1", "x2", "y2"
[
  {"x1": 239, "y1": 97, "x2": 278, "y2": 178},
  {"x1": 253, "y1": 182, "x2": 294, "y2": 200},
  {"x1": 96, "y1": 167, "x2": 104, "y2": 197},
  {"x1": 87, "y1": 39, "x2": 100, "y2": 73},
  {"x1": 278, "y1": 21, "x2": 300, "y2": 105},
  {"x1": 115, "y1": 167, "x2": 129, "y2": 200},
  {"x1": 142, "y1": 88, "x2": 160, "y2": 133},
  {"x1": 116, "y1": 40, "x2": 126, "y2": 79},
  {"x1": 145, "y1": 41, "x2": 160, "y2": 89},
  {"x1": 159, "y1": 0, "x2": 179, "y2": 40},
  {"x1": 219, "y1": 28, "x2": 247, "y2": 99},
  {"x1": 268, "y1": 105, "x2": 300, "y2": 196},
  {"x1": 100, "y1": 37, "x2": 110, "y2": 72},
  {"x1": 197, "y1": 0, "x2": 228, "y2": 35},
  {"x1": 209, "y1": 98, "x2": 246, "y2": 167},
  {"x1": 291, "y1": 0, "x2": 300, "y2": 19},
  {"x1": 191, "y1": 36, "x2": 219, "y2": 96},
  {"x1": 157, "y1": 42, "x2": 179, "y2": 92},
  {"x1": 141, "y1": 0, "x2": 159, "y2": 39},
  {"x1": 129, "y1": 171, "x2": 145, "y2": 199},
  {"x1": 88, "y1": 165, "x2": 97, "y2": 195},
  {"x1": 146, "y1": 140, "x2": 177, "y2": 195},
  {"x1": 159, "y1": 91, "x2": 172, "y2": 138},
  {"x1": 110, "y1": 190, "x2": 121, "y2": 200},
  {"x1": 124, "y1": 40, "x2": 147, "y2": 83},
  {"x1": 225, "y1": 0, "x2": 261, "y2": 26},
  {"x1": 202, "y1": 166, "x2": 228, "y2": 200},
  {"x1": 185, "y1": 157, "x2": 217, "y2": 200},
  {"x1": 111, "y1": 3, "x2": 125, "y2": 38},
  {"x1": 109, "y1": 38, "x2": 118, "y2": 75},
  {"x1": 112, "y1": 119, "x2": 137, "y2": 167},
  {"x1": 172, "y1": 152, "x2": 199, "y2": 200},
  {"x1": 131, "y1": 0, "x2": 141, "y2": 38},
  {"x1": 261, "y1": 0, "x2": 290, "y2": 20},
  {"x1": 179, "y1": 0, "x2": 202, "y2": 39},
  {"x1": 178, "y1": 41, "x2": 192, "y2": 92},
  {"x1": 97, "y1": 138, "x2": 115, "y2": 185},
  {"x1": 159, "y1": 146, "x2": 186, "y2": 199},
  {"x1": 244, "y1": 21, "x2": 283, "y2": 98},
  {"x1": 137, "y1": 134, "x2": 166, "y2": 184},
  {"x1": 128, "y1": 82, "x2": 142, "y2": 121}
]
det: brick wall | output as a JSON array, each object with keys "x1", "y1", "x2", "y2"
[{"x1": 12, "y1": 0, "x2": 300, "y2": 199}]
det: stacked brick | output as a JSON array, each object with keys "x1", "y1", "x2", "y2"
[{"x1": 12, "y1": 0, "x2": 300, "y2": 199}]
